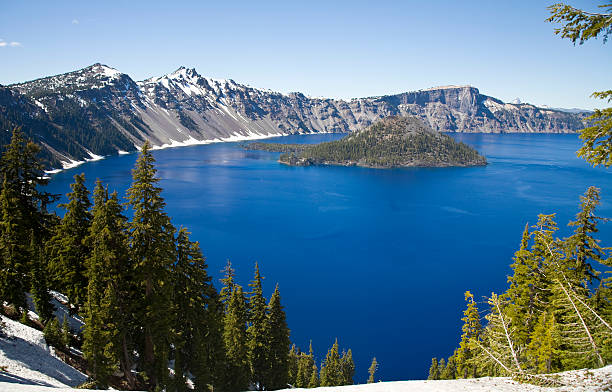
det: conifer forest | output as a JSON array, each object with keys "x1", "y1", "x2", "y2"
[{"x1": 0, "y1": 128, "x2": 360, "y2": 391}]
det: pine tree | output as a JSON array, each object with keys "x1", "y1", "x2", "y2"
[
  {"x1": 0, "y1": 127, "x2": 56, "y2": 239},
  {"x1": 47, "y1": 173, "x2": 92, "y2": 313},
  {"x1": 340, "y1": 349, "x2": 355, "y2": 385},
  {"x1": 504, "y1": 224, "x2": 547, "y2": 350},
  {"x1": 43, "y1": 316, "x2": 63, "y2": 349},
  {"x1": 288, "y1": 345, "x2": 299, "y2": 387},
  {"x1": 441, "y1": 354, "x2": 457, "y2": 380},
  {"x1": 265, "y1": 284, "x2": 291, "y2": 390},
  {"x1": 307, "y1": 361, "x2": 319, "y2": 388},
  {"x1": 171, "y1": 228, "x2": 219, "y2": 392},
  {"x1": 29, "y1": 236, "x2": 55, "y2": 323},
  {"x1": 296, "y1": 342, "x2": 315, "y2": 388},
  {"x1": 526, "y1": 311, "x2": 561, "y2": 373},
  {"x1": 475, "y1": 293, "x2": 523, "y2": 376},
  {"x1": 455, "y1": 291, "x2": 482, "y2": 378},
  {"x1": 220, "y1": 259, "x2": 236, "y2": 307},
  {"x1": 563, "y1": 186, "x2": 610, "y2": 287},
  {"x1": 247, "y1": 262, "x2": 269, "y2": 390},
  {"x1": 0, "y1": 179, "x2": 29, "y2": 311},
  {"x1": 0, "y1": 128, "x2": 56, "y2": 312},
  {"x1": 320, "y1": 339, "x2": 341, "y2": 386},
  {"x1": 427, "y1": 358, "x2": 439, "y2": 380},
  {"x1": 83, "y1": 182, "x2": 134, "y2": 388},
  {"x1": 126, "y1": 141, "x2": 176, "y2": 388},
  {"x1": 222, "y1": 285, "x2": 250, "y2": 392},
  {"x1": 367, "y1": 357, "x2": 378, "y2": 383}
]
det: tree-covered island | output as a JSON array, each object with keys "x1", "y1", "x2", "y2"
[{"x1": 244, "y1": 116, "x2": 487, "y2": 168}]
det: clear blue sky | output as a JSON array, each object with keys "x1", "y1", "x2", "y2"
[{"x1": 1, "y1": 0, "x2": 611, "y2": 109}]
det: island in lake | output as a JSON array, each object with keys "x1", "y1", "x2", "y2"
[{"x1": 244, "y1": 116, "x2": 487, "y2": 168}]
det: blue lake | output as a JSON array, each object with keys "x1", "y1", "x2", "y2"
[{"x1": 45, "y1": 133, "x2": 612, "y2": 382}]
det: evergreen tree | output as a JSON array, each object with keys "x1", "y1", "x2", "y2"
[
  {"x1": 526, "y1": 311, "x2": 561, "y2": 373},
  {"x1": 43, "y1": 316, "x2": 63, "y2": 349},
  {"x1": 222, "y1": 284, "x2": 250, "y2": 392},
  {"x1": 220, "y1": 259, "x2": 236, "y2": 307},
  {"x1": 307, "y1": 361, "x2": 319, "y2": 388},
  {"x1": 247, "y1": 262, "x2": 269, "y2": 390},
  {"x1": 171, "y1": 228, "x2": 218, "y2": 392},
  {"x1": 48, "y1": 173, "x2": 92, "y2": 313},
  {"x1": 476, "y1": 293, "x2": 523, "y2": 376},
  {"x1": 367, "y1": 357, "x2": 378, "y2": 383},
  {"x1": 0, "y1": 127, "x2": 56, "y2": 238},
  {"x1": 441, "y1": 354, "x2": 457, "y2": 380},
  {"x1": 288, "y1": 345, "x2": 299, "y2": 386},
  {"x1": 438, "y1": 358, "x2": 446, "y2": 379},
  {"x1": 0, "y1": 180, "x2": 29, "y2": 310},
  {"x1": 296, "y1": 342, "x2": 315, "y2": 388},
  {"x1": 29, "y1": 235, "x2": 55, "y2": 322},
  {"x1": 265, "y1": 284, "x2": 291, "y2": 390},
  {"x1": 83, "y1": 182, "x2": 134, "y2": 388},
  {"x1": 547, "y1": 3, "x2": 612, "y2": 168},
  {"x1": 320, "y1": 339, "x2": 341, "y2": 386},
  {"x1": 455, "y1": 291, "x2": 482, "y2": 378},
  {"x1": 428, "y1": 358, "x2": 439, "y2": 380},
  {"x1": 0, "y1": 128, "x2": 56, "y2": 311},
  {"x1": 340, "y1": 349, "x2": 355, "y2": 385},
  {"x1": 126, "y1": 141, "x2": 176, "y2": 388},
  {"x1": 504, "y1": 224, "x2": 546, "y2": 350},
  {"x1": 563, "y1": 186, "x2": 610, "y2": 287}
]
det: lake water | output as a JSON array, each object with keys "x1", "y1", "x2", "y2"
[{"x1": 46, "y1": 133, "x2": 612, "y2": 382}]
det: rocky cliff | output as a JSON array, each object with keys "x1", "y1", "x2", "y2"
[{"x1": 0, "y1": 64, "x2": 588, "y2": 169}]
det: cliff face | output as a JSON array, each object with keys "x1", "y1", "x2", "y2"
[{"x1": 1, "y1": 65, "x2": 588, "y2": 169}]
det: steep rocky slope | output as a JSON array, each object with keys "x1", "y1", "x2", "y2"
[{"x1": 1, "y1": 64, "x2": 588, "y2": 169}]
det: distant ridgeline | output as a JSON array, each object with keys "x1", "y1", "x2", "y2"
[
  {"x1": 245, "y1": 117, "x2": 487, "y2": 168},
  {"x1": 1, "y1": 63, "x2": 587, "y2": 170}
]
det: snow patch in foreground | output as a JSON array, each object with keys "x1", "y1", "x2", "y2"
[{"x1": 0, "y1": 315, "x2": 86, "y2": 389}]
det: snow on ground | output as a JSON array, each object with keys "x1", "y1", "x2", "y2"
[
  {"x1": 0, "y1": 315, "x2": 86, "y2": 390},
  {"x1": 25, "y1": 292, "x2": 84, "y2": 334},
  {"x1": 2, "y1": 295, "x2": 610, "y2": 391}
]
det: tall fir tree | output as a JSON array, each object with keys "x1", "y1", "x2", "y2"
[
  {"x1": 455, "y1": 291, "x2": 482, "y2": 378},
  {"x1": 222, "y1": 285, "x2": 250, "y2": 392},
  {"x1": 170, "y1": 228, "x2": 219, "y2": 392},
  {"x1": 525, "y1": 311, "x2": 561, "y2": 373},
  {"x1": 287, "y1": 345, "x2": 299, "y2": 387},
  {"x1": 265, "y1": 284, "x2": 291, "y2": 390},
  {"x1": 220, "y1": 259, "x2": 236, "y2": 308},
  {"x1": 83, "y1": 182, "x2": 134, "y2": 388},
  {"x1": 441, "y1": 354, "x2": 457, "y2": 380},
  {"x1": 0, "y1": 127, "x2": 56, "y2": 238},
  {"x1": 427, "y1": 358, "x2": 439, "y2": 380},
  {"x1": 48, "y1": 173, "x2": 92, "y2": 313},
  {"x1": 340, "y1": 349, "x2": 355, "y2": 385},
  {"x1": 296, "y1": 342, "x2": 315, "y2": 388},
  {"x1": 247, "y1": 262, "x2": 269, "y2": 390},
  {"x1": 307, "y1": 361, "x2": 319, "y2": 388},
  {"x1": 563, "y1": 186, "x2": 610, "y2": 287},
  {"x1": 0, "y1": 128, "x2": 56, "y2": 310},
  {"x1": 0, "y1": 179, "x2": 29, "y2": 310},
  {"x1": 29, "y1": 234, "x2": 55, "y2": 323},
  {"x1": 367, "y1": 357, "x2": 378, "y2": 383},
  {"x1": 126, "y1": 141, "x2": 176, "y2": 388},
  {"x1": 320, "y1": 339, "x2": 341, "y2": 386}
]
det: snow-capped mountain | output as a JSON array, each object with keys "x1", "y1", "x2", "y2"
[{"x1": 0, "y1": 64, "x2": 589, "y2": 169}]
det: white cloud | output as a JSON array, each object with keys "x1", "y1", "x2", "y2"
[
  {"x1": 0, "y1": 39, "x2": 21, "y2": 48},
  {"x1": 72, "y1": 19, "x2": 79, "y2": 24}
]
